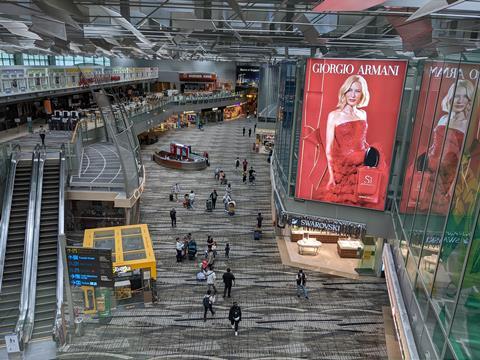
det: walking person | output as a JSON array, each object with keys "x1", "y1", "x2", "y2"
[
  {"x1": 170, "y1": 208, "x2": 177, "y2": 228},
  {"x1": 242, "y1": 127, "x2": 245, "y2": 136},
  {"x1": 242, "y1": 158, "x2": 248, "y2": 172},
  {"x1": 242, "y1": 171, "x2": 247, "y2": 184},
  {"x1": 210, "y1": 189, "x2": 218, "y2": 209},
  {"x1": 172, "y1": 183, "x2": 180, "y2": 201},
  {"x1": 225, "y1": 183, "x2": 232, "y2": 197},
  {"x1": 296, "y1": 269, "x2": 309, "y2": 299},
  {"x1": 225, "y1": 242, "x2": 230, "y2": 259},
  {"x1": 248, "y1": 128, "x2": 252, "y2": 137},
  {"x1": 228, "y1": 302, "x2": 242, "y2": 336},
  {"x1": 222, "y1": 268, "x2": 235, "y2": 298},
  {"x1": 39, "y1": 125, "x2": 46, "y2": 146},
  {"x1": 235, "y1": 157, "x2": 240, "y2": 172},
  {"x1": 256, "y1": 212, "x2": 263, "y2": 229},
  {"x1": 205, "y1": 265, "x2": 217, "y2": 294},
  {"x1": 203, "y1": 290, "x2": 216, "y2": 321},
  {"x1": 176, "y1": 237, "x2": 184, "y2": 263},
  {"x1": 254, "y1": 123, "x2": 257, "y2": 133},
  {"x1": 189, "y1": 190, "x2": 196, "y2": 208}
]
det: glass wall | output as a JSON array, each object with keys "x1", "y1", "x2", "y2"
[
  {"x1": 257, "y1": 64, "x2": 279, "y2": 122},
  {"x1": 55, "y1": 55, "x2": 111, "y2": 67},
  {"x1": 23, "y1": 54, "x2": 48, "y2": 66},
  {"x1": 274, "y1": 61, "x2": 297, "y2": 191},
  {"x1": 0, "y1": 52, "x2": 14, "y2": 66},
  {"x1": 393, "y1": 52, "x2": 480, "y2": 359}
]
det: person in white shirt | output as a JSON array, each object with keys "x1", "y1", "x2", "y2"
[
  {"x1": 204, "y1": 265, "x2": 217, "y2": 294},
  {"x1": 176, "y1": 237, "x2": 184, "y2": 262},
  {"x1": 189, "y1": 190, "x2": 196, "y2": 208},
  {"x1": 172, "y1": 183, "x2": 180, "y2": 201}
]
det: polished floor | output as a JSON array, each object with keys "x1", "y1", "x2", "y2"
[{"x1": 58, "y1": 119, "x2": 390, "y2": 360}]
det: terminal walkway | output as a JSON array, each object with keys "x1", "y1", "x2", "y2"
[{"x1": 60, "y1": 119, "x2": 390, "y2": 359}]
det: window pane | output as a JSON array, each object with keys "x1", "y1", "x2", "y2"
[
  {"x1": 432, "y1": 64, "x2": 480, "y2": 330},
  {"x1": 448, "y1": 202, "x2": 480, "y2": 359}
]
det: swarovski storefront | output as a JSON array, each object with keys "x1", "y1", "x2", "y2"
[{"x1": 270, "y1": 51, "x2": 480, "y2": 360}]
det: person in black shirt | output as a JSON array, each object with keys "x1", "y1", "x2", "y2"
[
  {"x1": 257, "y1": 212, "x2": 263, "y2": 228},
  {"x1": 242, "y1": 127, "x2": 245, "y2": 136},
  {"x1": 248, "y1": 128, "x2": 252, "y2": 137},
  {"x1": 296, "y1": 269, "x2": 309, "y2": 299},
  {"x1": 222, "y1": 267, "x2": 235, "y2": 298},
  {"x1": 228, "y1": 301, "x2": 242, "y2": 336},
  {"x1": 210, "y1": 189, "x2": 218, "y2": 209},
  {"x1": 170, "y1": 208, "x2": 176, "y2": 228}
]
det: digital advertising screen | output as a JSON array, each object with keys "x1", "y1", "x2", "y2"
[
  {"x1": 400, "y1": 61, "x2": 480, "y2": 215},
  {"x1": 295, "y1": 58, "x2": 408, "y2": 210}
]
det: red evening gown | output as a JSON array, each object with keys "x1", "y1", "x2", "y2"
[
  {"x1": 419, "y1": 125, "x2": 464, "y2": 214},
  {"x1": 312, "y1": 120, "x2": 386, "y2": 206}
]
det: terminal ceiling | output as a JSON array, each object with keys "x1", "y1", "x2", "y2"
[{"x1": 0, "y1": 0, "x2": 479, "y2": 62}]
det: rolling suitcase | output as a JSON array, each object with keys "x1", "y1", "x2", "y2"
[{"x1": 206, "y1": 198, "x2": 213, "y2": 212}]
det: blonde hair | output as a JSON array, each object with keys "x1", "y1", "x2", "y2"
[
  {"x1": 441, "y1": 79, "x2": 475, "y2": 114},
  {"x1": 337, "y1": 75, "x2": 370, "y2": 109}
]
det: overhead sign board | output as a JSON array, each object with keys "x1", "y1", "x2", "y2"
[{"x1": 66, "y1": 247, "x2": 113, "y2": 288}]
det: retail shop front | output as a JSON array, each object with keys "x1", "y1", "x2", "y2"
[{"x1": 278, "y1": 210, "x2": 383, "y2": 275}]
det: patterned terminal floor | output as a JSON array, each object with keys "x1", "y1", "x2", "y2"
[{"x1": 59, "y1": 119, "x2": 390, "y2": 360}]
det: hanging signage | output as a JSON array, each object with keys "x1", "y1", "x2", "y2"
[
  {"x1": 287, "y1": 213, "x2": 366, "y2": 238},
  {"x1": 66, "y1": 247, "x2": 113, "y2": 288},
  {"x1": 296, "y1": 58, "x2": 408, "y2": 211}
]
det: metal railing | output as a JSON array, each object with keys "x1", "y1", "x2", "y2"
[
  {"x1": 53, "y1": 144, "x2": 67, "y2": 345},
  {"x1": 15, "y1": 145, "x2": 41, "y2": 344},
  {"x1": 0, "y1": 144, "x2": 21, "y2": 292},
  {"x1": 22, "y1": 148, "x2": 47, "y2": 343}
]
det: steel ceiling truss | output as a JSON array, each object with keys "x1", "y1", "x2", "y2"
[{"x1": 0, "y1": 0, "x2": 477, "y2": 61}]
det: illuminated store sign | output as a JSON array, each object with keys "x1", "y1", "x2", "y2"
[
  {"x1": 287, "y1": 213, "x2": 366, "y2": 238},
  {"x1": 296, "y1": 58, "x2": 407, "y2": 211}
]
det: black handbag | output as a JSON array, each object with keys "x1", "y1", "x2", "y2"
[{"x1": 364, "y1": 147, "x2": 380, "y2": 167}]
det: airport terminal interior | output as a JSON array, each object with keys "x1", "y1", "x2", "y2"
[{"x1": 0, "y1": 1, "x2": 480, "y2": 359}]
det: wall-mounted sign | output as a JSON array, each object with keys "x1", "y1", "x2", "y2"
[
  {"x1": 66, "y1": 247, "x2": 113, "y2": 288},
  {"x1": 236, "y1": 65, "x2": 260, "y2": 87},
  {"x1": 179, "y1": 73, "x2": 217, "y2": 82},
  {"x1": 287, "y1": 213, "x2": 366, "y2": 238}
]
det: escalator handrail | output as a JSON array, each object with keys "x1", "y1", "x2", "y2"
[
  {"x1": 0, "y1": 149, "x2": 21, "y2": 292},
  {"x1": 14, "y1": 148, "x2": 40, "y2": 344},
  {"x1": 24, "y1": 149, "x2": 47, "y2": 343},
  {"x1": 53, "y1": 145, "x2": 66, "y2": 343}
]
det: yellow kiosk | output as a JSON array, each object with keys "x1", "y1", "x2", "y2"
[{"x1": 82, "y1": 224, "x2": 157, "y2": 312}]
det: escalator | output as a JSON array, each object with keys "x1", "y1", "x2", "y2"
[
  {"x1": 32, "y1": 158, "x2": 60, "y2": 340},
  {"x1": 0, "y1": 160, "x2": 33, "y2": 342}
]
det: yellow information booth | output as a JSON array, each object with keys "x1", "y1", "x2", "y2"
[{"x1": 82, "y1": 224, "x2": 157, "y2": 310}]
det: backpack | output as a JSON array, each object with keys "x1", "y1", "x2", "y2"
[
  {"x1": 232, "y1": 307, "x2": 241, "y2": 321},
  {"x1": 203, "y1": 296, "x2": 210, "y2": 307}
]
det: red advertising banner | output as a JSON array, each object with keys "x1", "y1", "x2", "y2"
[
  {"x1": 296, "y1": 58, "x2": 408, "y2": 210},
  {"x1": 400, "y1": 61, "x2": 480, "y2": 214}
]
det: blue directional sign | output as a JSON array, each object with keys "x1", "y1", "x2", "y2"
[{"x1": 66, "y1": 247, "x2": 113, "y2": 288}]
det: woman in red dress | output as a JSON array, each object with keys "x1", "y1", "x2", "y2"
[
  {"x1": 307, "y1": 75, "x2": 384, "y2": 206},
  {"x1": 419, "y1": 80, "x2": 474, "y2": 214}
]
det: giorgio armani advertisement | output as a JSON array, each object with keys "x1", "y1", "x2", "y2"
[
  {"x1": 400, "y1": 61, "x2": 479, "y2": 215},
  {"x1": 295, "y1": 58, "x2": 408, "y2": 210}
]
